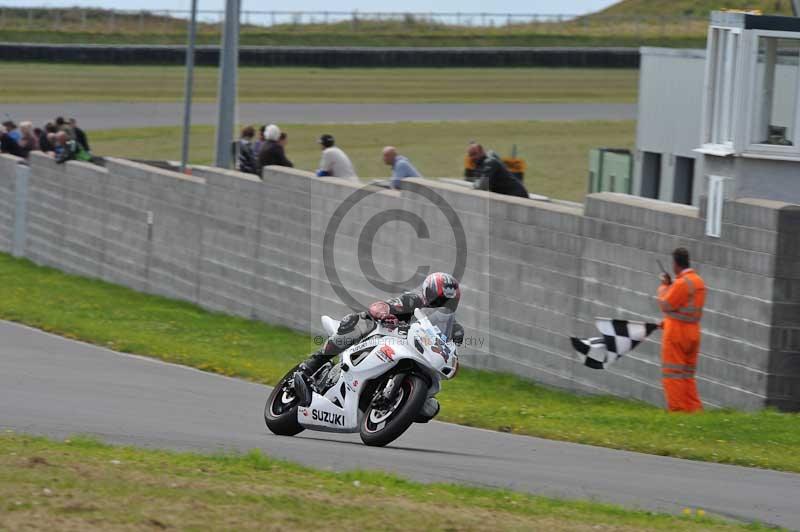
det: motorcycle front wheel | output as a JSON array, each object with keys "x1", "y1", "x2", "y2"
[
  {"x1": 264, "y1": 366, "x2": 305, "y2": 437},
  {"x1": 360, "y1": 374, "x2": 428, "y2": 447}
]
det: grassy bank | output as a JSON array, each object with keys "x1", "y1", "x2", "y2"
[
  {"x1": 0, "y1": 253, "x2": 798, "y2": 473},
  {"x1": 0, "y1": 64, "x2": 639, "y2": 104},
  {"x1": 88, "y1": 121, "x2": 635, "y2": 203},
  {"x1": 0, "y1": 434, "x2": 763, "y2": 531},
  {"x1": 0, "y1": 9, "x2": 708, "y2": 48}
]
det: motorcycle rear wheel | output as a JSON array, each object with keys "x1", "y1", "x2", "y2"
[
  {"x1": 360, "y1": 374, "x2": 428, "y2": 447},
  {"x1": 264, "y1": 366, "x2": 305, "y2": 437}
]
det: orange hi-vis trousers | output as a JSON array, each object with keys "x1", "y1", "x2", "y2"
[{"x1": 661, "y1": 321, "x2": 703, "y2": 412}]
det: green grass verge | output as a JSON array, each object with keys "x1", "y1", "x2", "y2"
[
  {"x1": 0, "y1": 253, "x2": 798, "y2": 473},
  {"x1": 1, "y1": 64, "x2": 639, "y2": 104},
  {"x1": 0, "y1": 433, "x2": 767, "y2": 531},
  {"x1": 89, "y1": 121, "x2": 635, "y2": 203}
]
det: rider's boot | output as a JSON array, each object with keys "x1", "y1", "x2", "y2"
[
  {"x1": 296, "y1": 349, "x2": 331, "y2": 378},
  {"x1": 414, "y1": 397, "x2": 440, "y2": 423},
  {"x1": 292, "y1": 349, "x2": 331, "y2": 407}
]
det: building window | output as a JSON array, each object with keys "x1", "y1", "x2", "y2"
[
  {"x1": 673, "y1": 157, "x2": 695, "y2": 205},
  {"x1": 705, "y1": 27, "x2": 741, "y2": 147},
  {"x1": 750, "y1": 36, "x2": 800, "y2": 150},
  {"x1": 641, "y1": 152, "x2": 661, "y2": 199},
  {"x1": 705, "y1": 175, "x2": 727, "y2": 238}
]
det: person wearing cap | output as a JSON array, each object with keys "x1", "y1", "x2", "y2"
[
  {"x1": 317, "y1": 134, "x2": 357, "y2": 180},
  {"x1": 382, "y1": 146, "x2": 421, "y2": 189},
  {"x1": 257, "y1": 124, "x2": 293, "y2": 175}
]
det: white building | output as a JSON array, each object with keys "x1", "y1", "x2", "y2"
[{"x1": 633, "y1": 11, "x2": 800, "y2": 212}]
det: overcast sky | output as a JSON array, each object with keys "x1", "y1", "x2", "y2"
[{"x1": 3, "y1": 0, "x2": 618, "y2": 15}]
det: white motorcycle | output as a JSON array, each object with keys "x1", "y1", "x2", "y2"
[{"x1": 264, "y1": 308, "x2": 459, "y2": 447}]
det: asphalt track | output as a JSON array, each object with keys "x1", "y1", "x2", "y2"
[
  {"x1": 3, "y1": 103, "x2": 636, "y2": 130},
  {"x1": 2, "y1": 319, "x2": 798, "y2": 529}
]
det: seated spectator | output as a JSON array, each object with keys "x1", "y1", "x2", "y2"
[
  {"x1": 0, "y1": 124, "x2": 25, "y2": 158},
  {"x1": 257, "y1": 124, "x2": 293, "y2": 173},
  {"x1": 382, "y1": 146, "x2": 421, "y2": 189},
  {"x1": 317, "y1": 134, "x2": 357, "y2": 180},
  {"x1": 53, "y1": 131, "x2": 92, "y2": 164},
  {"x1": 236, "y1": 126, "x2": 258, "y2": 175},
  {"x1": 19, "y1": 121, "x2": 39, "y2": 153},
  {"x1": 468, "y1": 143, "x2": 529, "y2": 198},
  {"x1": 68, "y1": 118, "x2": 90, "y2": 151},
  {"x1": 39, "y1": 123, "x2": 57, "y2": 153}
]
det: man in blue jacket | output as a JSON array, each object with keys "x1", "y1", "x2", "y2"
[{"x1": 382, "y1": 146, "x2": 421, "y2": 189}]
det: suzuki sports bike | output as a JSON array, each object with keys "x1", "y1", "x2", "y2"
[{"x1": 264, "y1": 308, "x2": 459, "y2": 447}]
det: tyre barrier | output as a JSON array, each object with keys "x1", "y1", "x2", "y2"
[{"x1": 0, "y1": 43, "x2": 640, "y2": 68}]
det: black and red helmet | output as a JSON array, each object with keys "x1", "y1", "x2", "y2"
[{"x1": 422, "y1": 272, "x2": 461, "y2": 310}]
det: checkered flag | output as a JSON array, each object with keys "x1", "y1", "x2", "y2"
[{"x1": 571, "y1": 319, "x2": 658, "y2": 370}]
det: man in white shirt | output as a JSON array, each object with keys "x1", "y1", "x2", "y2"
[{"x1": 317, "y1": 134, "x2": 358, "y2": 180}]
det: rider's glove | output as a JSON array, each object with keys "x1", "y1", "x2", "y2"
[{"x1": 368, "y1": 301, "x2": 399, "y2": 330}]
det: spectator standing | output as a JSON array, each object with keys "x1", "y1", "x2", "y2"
[
  {"x1": 45, "y1": 133, "x2": 57, "y2": 155},
  {"x1": 253, "y1": 124, "x2": 267, "y2": 155},
  {"x1": 468, "y1": 143, "x2": 528, "y2": 198},
  {"x1": 657, "y1": 248, "x2": 706, "y2": 413},
  {"x1": 39, "y1": 123, "x2": 57, "y2": 152},
  {"x1": 53, "y1": 131, "x2": 92, "y2": 164},
  {"x1": 2, "y1": 121, "x2": 21, "y2": 143},
  {"x1": 236, "y1": 126, "x2": 259, "y2": 175},
  {"x1": 317, "y1": 134, "x2": 357, "y2": 180},
  {"x1": 0, "y1": 124, "x2": 25, "y2": 157},
  {"x1": 257, "y1": 124, "x2": 293, "y2": 174},
  {"x1": 382, "y1": 146, "x2": 421, "y2": 189},
  {"x1": 19, "y1": 121, "x2": 39, "y2": 153},
  {"x1": 68, "y1": 118, "x2": 90, "y2": 151}
]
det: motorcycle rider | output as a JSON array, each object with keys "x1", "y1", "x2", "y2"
[{"x1": 294, "y1": 272, "x2": 464, "y2": 421}]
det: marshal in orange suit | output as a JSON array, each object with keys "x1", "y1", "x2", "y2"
[{"x1": 657, "y1": 248, "x2": 706, "y2": 412}]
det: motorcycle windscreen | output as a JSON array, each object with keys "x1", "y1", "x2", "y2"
[{"x1": 417, "y1": 307, "x2": 455, "y2": 342}]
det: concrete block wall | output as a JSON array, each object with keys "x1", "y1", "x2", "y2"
[
  {"x1": 770, "y1": 202, "x2": 800, "y2": 410},
  {"x1": 0, "y1": 155, "x2": 797, "y2": 410},
  {"x1": 0, "y1": 154, "x2": 20, "y2": 253}
]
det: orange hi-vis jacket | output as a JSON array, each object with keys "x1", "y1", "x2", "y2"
[{"x1": 656, "y1": 268, "x2": 706, "y2": 412}]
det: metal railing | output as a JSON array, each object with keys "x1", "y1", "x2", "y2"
[{"x1": 0, "y1": 7, "x2": 708, "y2": 34}]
